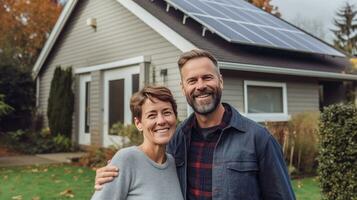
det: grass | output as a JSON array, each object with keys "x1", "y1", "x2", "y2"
[
  {"x1": 0, "y1": 163, "x2": 321, "y2": 200},
  {"x1": 292, "y1": 177, "x2": 321, "y2": 200},
  {"x1": 0, "y1": 164, "x2": 95, "y2": 200}
]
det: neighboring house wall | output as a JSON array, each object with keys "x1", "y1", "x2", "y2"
[{"x1": 38, "y1": 0, "x2": 185, "y2": 145}]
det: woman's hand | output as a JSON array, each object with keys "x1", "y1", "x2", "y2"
[{"x1": 94, "y1": 164, "x2": 119, "y2": 190}]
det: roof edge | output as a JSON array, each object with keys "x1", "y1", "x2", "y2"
[
  {"x1": 219, "y1": 61, "x2": 357, "y2": 81},
  {"x1": 117, "y1": 0, "x2": 196, "y2": 52},
  {"x1": 32, "y1": 0, "x2": 79, "y2": 78}
]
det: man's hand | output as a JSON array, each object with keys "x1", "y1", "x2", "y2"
[{"x1": 94, "y1": 165, "x2": 119, "y2": 190}]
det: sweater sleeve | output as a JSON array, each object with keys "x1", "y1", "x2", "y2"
[{"x1": 91, "y1": 150, "x2": 133, "y2": 200}]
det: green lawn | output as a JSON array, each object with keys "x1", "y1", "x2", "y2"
[
  {"x1": 0, "y1": 164, "x2": 321, "y2": 199},
  {"x1": 292, "y1": 177, "x2": 321, "y2": 200},
  {"x1": 0, "y1": 164, "x2": 95, "y2": 200}
]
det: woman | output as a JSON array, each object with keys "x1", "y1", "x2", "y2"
[{"x1": 91, "y1": 85, "x2": 183, "y2": 200}]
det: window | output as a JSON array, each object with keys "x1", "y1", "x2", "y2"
[
  {"x1": 84, "y1": 82, "x2": 91, "y2": 133},
  {"x1": 244, "y1": 81, "x2": 289, "y2": 122},
  {"x1": 109, "y1": 79, "x2": 125, "y2": 134}
]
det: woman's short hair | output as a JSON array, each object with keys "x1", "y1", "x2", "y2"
[{"x1": 130, "y1": 85, "x2": 178, "y2": 120}]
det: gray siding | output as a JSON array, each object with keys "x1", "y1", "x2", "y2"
[
  {"x1": 38, "y1": 0, "x2": 185, "y2": 145},
  {"x1": 287, "y1": 82, "x2": 319, "y2": 114},
  {"x1": 220, "y1": 76, "x2": 319, "y2": 115}
]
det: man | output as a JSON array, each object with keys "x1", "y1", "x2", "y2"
[{"x1": 95, "y1": 49, "x2": 296, "y2": 199}]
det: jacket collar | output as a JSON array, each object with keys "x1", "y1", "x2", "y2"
[{"x1": 181, "y1": 103, "x2": 247, "y2": 134}]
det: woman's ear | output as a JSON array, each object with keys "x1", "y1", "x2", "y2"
[{"x1": 134, "y1": 117, "x2": 143, "y2": 132}]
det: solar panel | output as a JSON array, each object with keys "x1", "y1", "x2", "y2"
[{"x1": 165, "y1": 0, "x2": 345, "y2": 57}]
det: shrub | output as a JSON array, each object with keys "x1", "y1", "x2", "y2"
[
  {"x1": 47, "y1": 66, "x2": 74, "y2": 137},
  {"x1": 4, "y1": 128, "x2": 75, "y2": 154},
  {"x1": 318, "y1": 104, "x2": 357, "y2": 200},
  {"x1": 0, "y1": 94, "x2": 13, "y2": 118},
  {"x1": 78, "y1": 146, "x2": 117, "y2": 168},
  {"x1": 109, "y1": 122, "x2": 143, "y2": 148},
  {"x1": 266, "y1": 111, "x2": 319, "y2": 175}
]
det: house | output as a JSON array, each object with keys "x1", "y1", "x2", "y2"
[{"x1": 33, "y1": 0, "x2": 357, "y2": 147}]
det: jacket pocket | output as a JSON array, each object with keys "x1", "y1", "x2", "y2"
[{"x1": 226, "y1": 161, "x2": 260, "y2": 199}]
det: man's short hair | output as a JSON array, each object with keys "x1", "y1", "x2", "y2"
[
  {"x1": 130, "y1": 85, "x2": 178, "y2": 120},
  {"x1": 177, "y1": 49, "x2": 219, "y2": 73}
]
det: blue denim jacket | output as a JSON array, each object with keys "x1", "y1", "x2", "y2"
[{"x1": 167, "y1": 103, "x2": 296, "y2": 200}]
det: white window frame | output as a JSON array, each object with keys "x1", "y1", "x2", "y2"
[{"x1": 244, "y1": 80, "x2": 289, "y2": 122}]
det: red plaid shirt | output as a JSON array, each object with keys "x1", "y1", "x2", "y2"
[{"x1": 187, "y1": 105, "x2": 231, "y2": 200}]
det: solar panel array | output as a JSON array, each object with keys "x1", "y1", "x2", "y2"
[{"x1": 165, "y1": 0, "x2": 344, "y2": 57}]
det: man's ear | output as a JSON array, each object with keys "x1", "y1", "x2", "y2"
[
  {"x1": 180, "y1": 80, "x2": 185, "y2": 96},
  {"x1": 134, "y1": 117, "x2": 143, "y2": 132}
]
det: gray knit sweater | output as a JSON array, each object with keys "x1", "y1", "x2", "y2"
[{"x1": 91, "y1": 146, "x2": 184, "y2": 200}]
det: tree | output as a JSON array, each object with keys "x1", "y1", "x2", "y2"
[
  {"x1": 291, "y1": 14, "x2": 327, "y2": 42},
  {"x1": 331, "y1": 2, "x2": 357, "y2": 55},
  {"x1": 0, "y1": 63, "x2": 35, "y2": 132},
  {"x1": 0, "y1": 0, "x2": 62, "y2": 69},
  {"x1": 247, "y1": 0, "x2": 281, "y2": 17},
  {"x1": 47, "y1": 67, "x2": 74, "y2": 137},
  {"x1": 0, "y1": 94, "x2": 13, "y2": 119}
]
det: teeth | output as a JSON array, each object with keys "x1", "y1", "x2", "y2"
[{"x1": 196, "y1": 94, "x2": 210, "y2": 98}]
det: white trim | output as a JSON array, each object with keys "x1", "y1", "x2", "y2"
[
  {"x1": 187, "y1": 104, "x2": 194, "y2": 117},
  {"x1": 117, "y1": 0, "x2": 196, "y2": 52},
  {"x1": 32, "y1": 0, "x2": 79, "y2": 78},
  {"x1": 219, "y1": 61, "x2": 357, "y2": 81},
  {"x1": 103, "y1": 66, "x2": 140, "y2": 147},
  {"x1": 244, "y1": 80, "x2": 289, "y2": 122},
  {"x1": 74, "y1": 56, "x2": 150, "y2": 74},
  {"x1": 79, "y1": 74, "x2": 91, "y2": 145}
]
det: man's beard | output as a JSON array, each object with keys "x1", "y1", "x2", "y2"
[{"x1": 186, "y1": 87, "x2": 222, "y2": 115}]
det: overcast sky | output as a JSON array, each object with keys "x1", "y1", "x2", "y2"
[{"x1": 271, "y1": 0, "x2": 357, "y2": 43}]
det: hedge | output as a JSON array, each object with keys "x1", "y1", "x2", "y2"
[{"x1": 318, "y1": 104, "x2": 357, "y2": 200}]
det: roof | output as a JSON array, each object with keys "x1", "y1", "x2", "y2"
[{"x1": 33, "y1": 0, "x2": 357, "y2": 81}]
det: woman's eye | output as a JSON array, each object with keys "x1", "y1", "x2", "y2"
[
  {"x1": 147, "y1": 114, "x2": 156, "y2": 119},
  {"x1": 164, "y1": 111, "x2": 173, "y2": 116}
]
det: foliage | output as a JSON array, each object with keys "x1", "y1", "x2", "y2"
[
  {"x1": 4, "y1": 128, "x2": 75, "y2": 154},
  {"x1": 0, "y1": 0, "x2": 62, "y2": 68},
  {"x1": 0, "y1": 164, "x2": 95, "y2": 200},
  {"x1": 266, "y1": 111, "x2": 320, "y2": 175},
  {"x1": 0, "y1": 94, "x2": 13, "y2": 118},
  {"x1": 246, "y1": 0, "x2": 281, "y2": 17},
  {"x1": 0, "y1": 63, "x2": 35, "y2": 132},
  {"x1": 318, "y1": 104, "x2": 357, "y2": 200},
  {"x1": 78, "y1": 146, "x2": 117, "y2": 168},
  {"x1": 110, "y1": 122, "x2": 143, "y2": 148},
  {"x1": 47, "y1": 66, "x2": 74, "y2": 138},
  {"x1": 331, "y1": 2, "x2": 357, "y2": 55}
]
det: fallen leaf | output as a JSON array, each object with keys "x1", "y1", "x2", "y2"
[
  {"x1": 73, "y1": 176, "x2": 79, "y2": 181},
  {"x1": 32, "y1": 196, "x2": 40, "y2": 200},
  {"x1": 77, "y1": 169, "x2": 84, "y2": 174},
  {"x1": 31, "y1": 168, "x2": 39, "y2": 173},
  {"x1": 3, "y1": 175, "x2": 8, "y2": 180},
  {"x1": 43, "y1": 168, "x2": 48, "y2": 172},
  {"x1": 59, "y1": 189, "x2": 74, "y2": 198},
  {"x1": 12, "y1": 195, "x2": 22, "y2": 200}
]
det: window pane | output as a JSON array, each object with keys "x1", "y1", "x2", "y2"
[
  {"x1": 109, "y1": 79, "x2": 124, "y2": 134},
  {"x1": 85, "y1": 82, "x2": 90, "y2": 133},
  {"x1": 132, "y1": 74, "x2": 139, "y2": 94},
  {"x1": 247, "y1": 86, "x2": 283, "y2": 113}
]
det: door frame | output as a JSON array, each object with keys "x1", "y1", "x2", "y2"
[
  {"x1": 78, "y1": 74, "x2": 91, "y2": 145},
  {"x1": 103, "y1": 66, "x2": 140, "y2": 147}
]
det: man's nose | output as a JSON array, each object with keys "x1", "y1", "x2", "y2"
[{"x1": 196, "y1": 79, "x2": 207, "y2": 90}]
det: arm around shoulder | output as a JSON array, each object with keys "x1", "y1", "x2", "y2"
[{"x1": 91, "y1": 149, "x2": 133, "y2": 200}]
